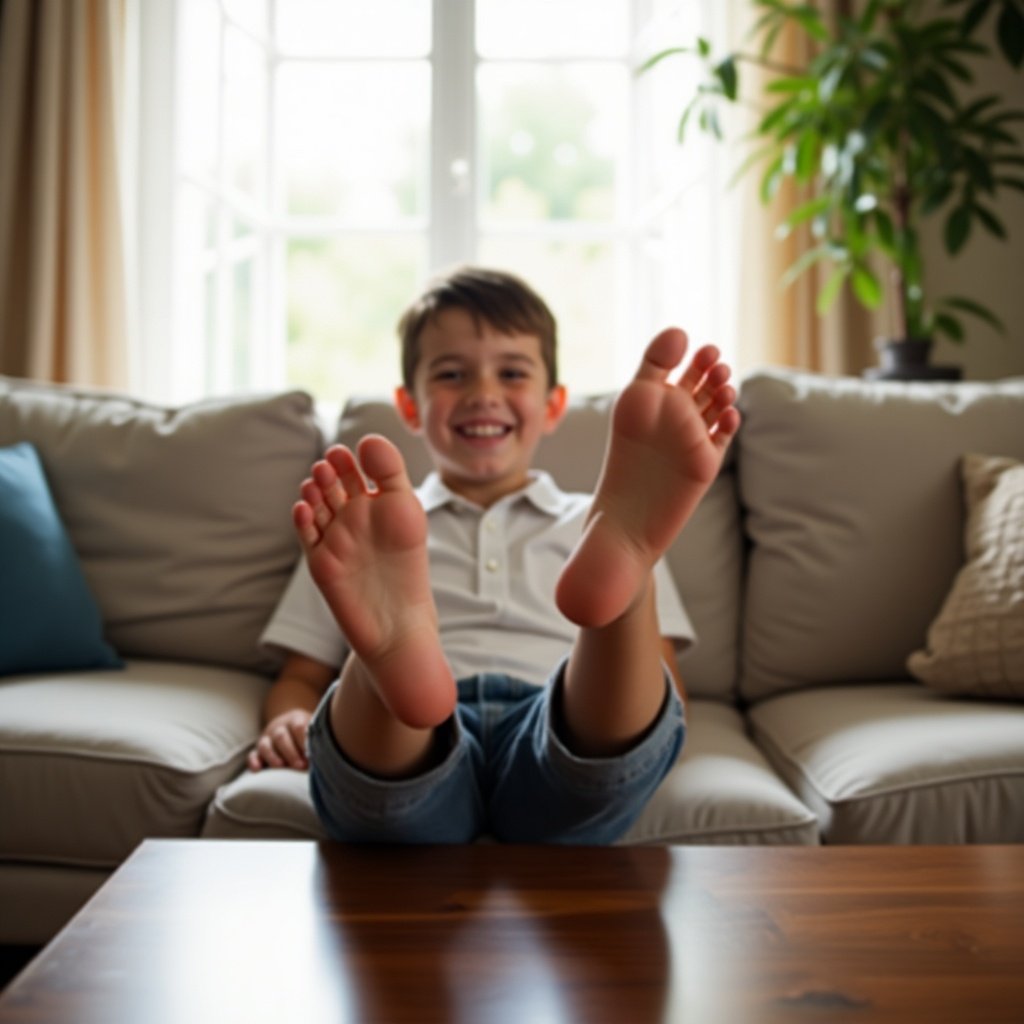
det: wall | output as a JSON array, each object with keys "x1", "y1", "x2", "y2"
[{"x1": 924, "y1": 22, "x2": 1024, "y2": 381}]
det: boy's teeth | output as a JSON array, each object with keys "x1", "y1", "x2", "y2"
[{"x1": 461, "y1": 425, "x2": 506, "y2": 437}]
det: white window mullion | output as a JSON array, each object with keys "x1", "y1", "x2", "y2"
[
  {"x1": 258, "y1": 0, "x2": 284, "y2": 391},
  {"x1": 430, "y1": 0, "x2": 476, "y2": 271},
  {"x1": 133, "y1": 0, "x2": 177, "y2": 400}
]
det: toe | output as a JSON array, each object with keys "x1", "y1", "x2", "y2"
[
  {"x1": 358, "y1": 434, "x2": 413, "y2": 493},
  {"x1": 636, "y1": 327, "x2": 689, "y2": 382}
]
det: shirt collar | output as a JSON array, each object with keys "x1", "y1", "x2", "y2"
[{"x1": 416, "y1": 470, "x2": 576, "y2": 517}]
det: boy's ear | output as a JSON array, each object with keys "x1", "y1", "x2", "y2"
[
  {"x1": 543, "y1": 384, "x2": 569, "y2": 434},
  {"x1": 394, "y1": 386, "x2": 422, "y2": 432}
]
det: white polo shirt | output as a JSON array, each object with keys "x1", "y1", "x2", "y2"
[{"x1": 260, "y1": 471, "x2": 695, "y2": 687}]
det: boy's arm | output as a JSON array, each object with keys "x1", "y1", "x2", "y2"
[
  {"x1": 661, "y1": 637, "x2": 688, "y2": 711},
  {"x1": 248, "y1": 653, "x2": 336, "y2": 772}
]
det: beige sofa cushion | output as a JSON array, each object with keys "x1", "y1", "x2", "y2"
[
  {"x1": 909, "y1": 454, "x2": 1024, "y2": 698},
  {"x1": 748, "y1": 683, "x2": 1024, "y2": 843},
  {"x1": 0, "y1": 660, "x2": 265, "y2": 868},
  {"x1": 737, "y1": 370, "x2": 1024, "y2": 701},
  {"x1": 335, "y1": 395, "x2": 743, "y2": 701},
  {"x1": 203, "y1": 699, "x2": 819, "y2": 845},
  {"x1": 0, "y1": 378, "x2": 323, "y2": 674}
]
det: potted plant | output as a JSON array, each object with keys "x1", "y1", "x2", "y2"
[{"x1": 642, "y1": 0, "x2": 1024, "y2": 378}]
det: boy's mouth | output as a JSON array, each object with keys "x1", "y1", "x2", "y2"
[{"x1": 454, "y1": 421, "x2": 513, "y2": 440}]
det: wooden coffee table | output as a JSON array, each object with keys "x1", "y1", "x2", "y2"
[{"x1": 1, "y1": 840, "x2": 1021, "y2": 1022}]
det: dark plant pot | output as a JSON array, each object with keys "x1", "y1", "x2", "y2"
[
  {"x1": 877, "y1": 337, "x2": 933, "y2": 372},
  {"x1": 863, "y1": 337, "x2": 962, "y2": 382}
]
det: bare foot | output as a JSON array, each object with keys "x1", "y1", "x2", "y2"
[
  {"x1": 555, "y1": 328, "x2": 740, "y2": 629},
  {"x1": 293, "y1": 435, "x2": 456, "y2": 729}
]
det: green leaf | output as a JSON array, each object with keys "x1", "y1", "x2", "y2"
[
  {"x1": 715, "y1": 56, "x2": 739, "y2": 100},
  {"x1": 942, "y1": 295, "x2": 1006, "y2": 332},
  {"x1": 935, "y1": 313, "x2": 966, "y2": 343},
  {"x1": 817, "y1": 267, "x2": 849, "y2": 314},
  {"x1": 852, "y1": 265, "x2": 883, "y2": 308},
  {"x1": 795, "y1": 131, "x2": 818, "y2": 181},
  {"x1": 921, "y1": 182, "x2": 955, "y2": 215},
  {"x1": 874, "y1": 209, "x2": 896, "y2": 250},
  {"x1": 676, "y1": 96, "x2": 701, "y2": 143},
  {"x1": 759, "y1": 98, "x2": 798, "y2": 137},
  {"x1": 779, "y1": 194, "x2": 833, "y2": 236},
  {"x1": 760, "y1": 152, "x2": 785, "y2": 203},
  {"x1": 636, "y1": 47, "x2": 694, "y2": 74},
  {"x1": 765, "y1": 75, "x2": 815, "y2": 94},
  {"x1": 781, "y1": 245, "x2": 831, "y2": 288},
  {"x1": 945, "y1": 204, "x2": 972, "y2": 253},
  {"x1": 790, "y1": 6, "x2": 830, "y2": 43},
  {"x1": 973, "y1": 202, "x2": 1007, "y2": 238},
  {"x1": 998, "y1": 2, "x2": 1024, "y2": 67},
  {"x1": 699, "y1": 105, "x2": 723, "y2": 140},
  {"x1": 959, "y1": 0, "x2": 992, "y2": 37},
  {"x1": 858, "y1": 0, "x2": 883, "y2": 33},
  {"x1": 996, "y1": 176, "x2": 1024, "y2": 194}
]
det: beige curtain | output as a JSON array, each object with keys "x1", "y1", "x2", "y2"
[
  {"x1": 730, "y1": 0, "x2": 880, "y2": 374},
  {"x1": 0, "y1": 0, "x2": 129, "y2": 386}
]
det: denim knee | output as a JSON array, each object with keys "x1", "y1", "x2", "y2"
[
  {"x1": 486, "y1": 665, "x2": 686, "y2": 844},
  {"x1": 306, "y1": 684, "x2": 486, "y2": 844}
]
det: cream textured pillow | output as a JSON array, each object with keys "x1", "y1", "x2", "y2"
[{"x1": 908, "y1": 454, "x2": 1024, "y2": 698}]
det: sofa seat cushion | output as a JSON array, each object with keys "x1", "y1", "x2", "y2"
[
  {"x1": 0, "y1": 660, "x2": 266, "y2": 868},
  {"x1": 748, "y1": 684, "x2": 1024, "y2": 843},
  {"x1": 624, "y1": 700, "x2": 819, "y2": 844},
  {"x1": 203, "y1": 766, "x2": 325, "y2": 840},
  {"x1": 204, "y1": 700, "x2": 820, "y2": 846}
]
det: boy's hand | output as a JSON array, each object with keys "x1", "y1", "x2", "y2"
[{"x1": 248, "y1": 709, "x2": 312, "y2": 772}]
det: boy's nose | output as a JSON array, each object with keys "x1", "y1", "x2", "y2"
[{"x1": 466, "y1": 375, "x2": 502, "y2": 406}]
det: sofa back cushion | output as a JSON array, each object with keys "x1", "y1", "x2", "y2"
[
  {"x1": 737, "y1": 369, "x2": 1024, "y2": 702},
  {"x1": 0, "y1": 376, "x2": 324, "y2": 675},
  {"x1": 336, "y1": 394, "x2": 743, "y2": 701}
]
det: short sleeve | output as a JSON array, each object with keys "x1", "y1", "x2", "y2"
[{"x1": 259, "y1": 559, "x2": 348, "y2": 669}]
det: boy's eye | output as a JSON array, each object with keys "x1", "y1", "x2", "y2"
[
  {"x1": 433, "y1": 369, "x2": 464, "y2": 383},
  {"x1": 500, "y1": 368, "x2": 529, "y2": 381}
]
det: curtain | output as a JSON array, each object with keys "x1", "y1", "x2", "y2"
[
  {"x1": 729, "y1": 0, "x2": 881, "y2": 374},
  {"x1": 0, "y1": 0, "x2": 128, "y2": 386}
]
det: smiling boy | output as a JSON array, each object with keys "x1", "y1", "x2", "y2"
[{"x1": 255, "y1": 266, "x2": 739, "y2": 843}]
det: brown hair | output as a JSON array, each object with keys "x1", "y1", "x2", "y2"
[{"x1": 397, "y1": 266, "x2": 558, "y2": 390}]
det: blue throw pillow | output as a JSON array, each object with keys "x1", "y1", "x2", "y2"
[{"x1": 0, "y1": 442, "x2": 122, "y2": 675}]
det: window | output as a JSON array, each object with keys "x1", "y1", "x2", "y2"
[{"x1": 134, "y1": 0, "x2": 730, "y2": 405}]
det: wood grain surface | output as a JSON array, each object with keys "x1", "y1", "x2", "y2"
[{"x1": 1, "y1": 841, "x2": 1021, "y2": 1023}]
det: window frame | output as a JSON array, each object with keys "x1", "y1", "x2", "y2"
[{"x1": 131, "y1": 0, "x2": 727, "y2": 404}]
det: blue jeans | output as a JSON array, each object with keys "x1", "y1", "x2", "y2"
[{"x1": 307, "y1": 660, "x2": 685, "y2": 844}]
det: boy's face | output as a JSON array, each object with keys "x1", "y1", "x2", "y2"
[{"x1": 395, "y1": 307, "x2": 567, "y2": 508}]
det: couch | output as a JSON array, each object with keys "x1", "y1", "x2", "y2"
[{"x1": 2, "y1": 368, "x2": 1023, "y2": 946}]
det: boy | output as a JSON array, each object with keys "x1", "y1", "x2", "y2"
[{"x1": 254, "y1": 266, "x2": 739, "y2": 843}]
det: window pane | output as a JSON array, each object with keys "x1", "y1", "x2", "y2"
[
  {"x1": 177, "y1": 0, "x2": 220, "y2": 179},
  {"x1": 477, "y1": 0, "x2": 629, "y2": 58},
  {"x1": 276, "y1": 0, "x2": 430, "y2": 56},
  {"x1": 276, "y1": 63, "x2": 429, "y2": 222},
  {"x1": 478, "y1": 237, "x2": 619, "y2": 394},
  {"x1": 231, "y1": 258, "x2": 255, "y2": 384},
  {"x1": 225, "y1": 28, "x2": 268, "y2": 201},
  {"x1": 479, "y1": 64, "x2": 625, "y2": 224},
  {"x1": 223, "y1": 0, "x2": 267, "y2": 36},
  {"x1": 286, "y1": 236, "x2": 425, "y2": 401}
]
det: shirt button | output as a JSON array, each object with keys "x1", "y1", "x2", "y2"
[
  {"x1": 484, "y1": 517, "x2": 498, "y2": 533},
  {"x1": 485, "y1": 558, "x2": 500, "y2": 573}
]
